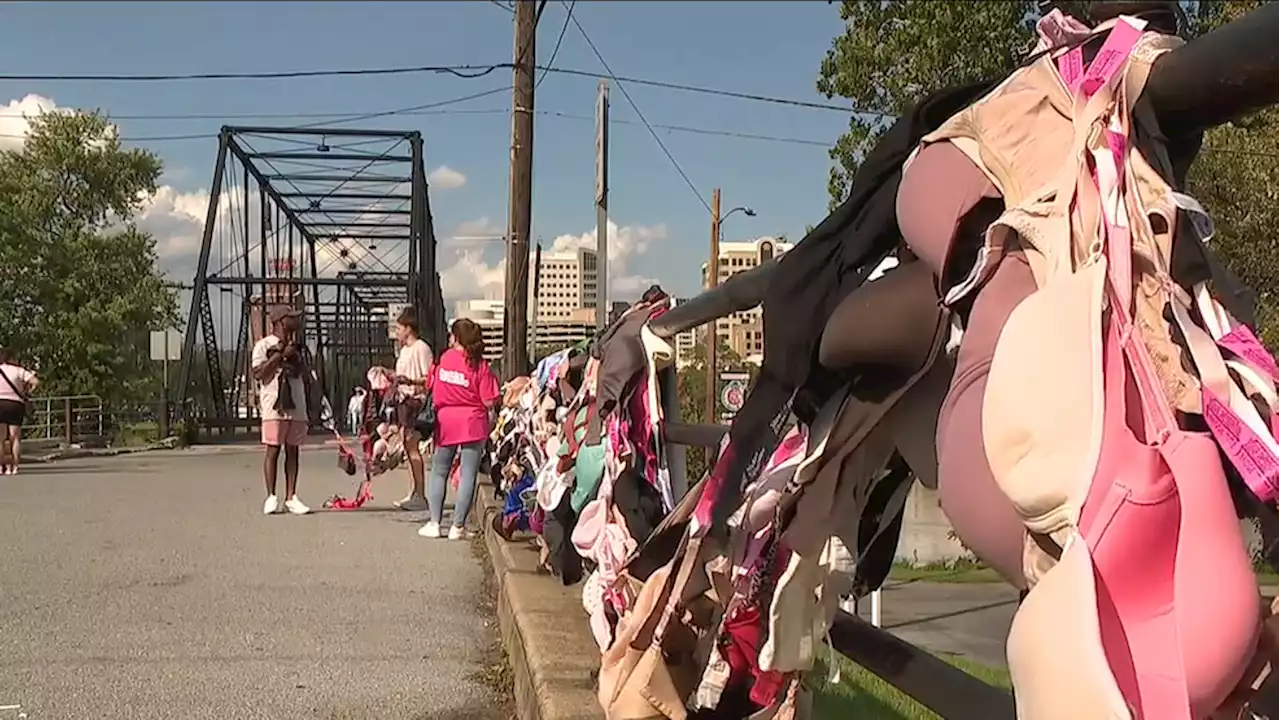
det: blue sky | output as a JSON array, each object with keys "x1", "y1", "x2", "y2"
[{"x1": 0, "y1": 1, "x2": 851, "y2": 302}]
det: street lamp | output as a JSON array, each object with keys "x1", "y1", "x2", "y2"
[
  {"x1": 718, "y1": 206, "x2": 756, "y2": 241},
  {"x1": 706, "y1": 190, "x2": 757, "y2": 427}
]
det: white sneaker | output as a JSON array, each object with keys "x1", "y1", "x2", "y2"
[
  {"x1": 448, "y1": 525, "x2": 466, "y2": 541},
  {"x1": 418, "y1": 521, "x2": 441, "y2": 539},
  {"x1": 284, "y1": 496, "x2": 311, "y2": 515},
  {"x1": 263, "y1": 495, "x2": 280, "y2": 515}
]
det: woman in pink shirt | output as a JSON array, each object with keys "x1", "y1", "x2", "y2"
[{"x1": 418, "y1": 319, "x2": 500, "y2": 540}]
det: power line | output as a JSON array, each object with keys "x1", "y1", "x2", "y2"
[
  {"x1": 279, "y1": 85, "x2": 510, "y2": 131},
  {"x1": 0, "y1": 107, "x2": 509, "y2": 121},
  {"x1": 536, "y1": 0, "x2": 574, "y2": 90},
  {"x1": 0, "y1": 118, "x2": 823, "y2": 148},
  {"x1": 563, "y1": 3, "x2": 712, "y2": 215},
  {"x1": 539, "y1": 110, "x2": 831, "y2": 147},
  {"x1": 544, "y1": 66, "x2": 861, "y2": 114},
  {"x1": 0, "y1": 64, "x2": 510, "y2": 83},
  {"x1": 0, "y1": 62, "x2": 858, "y2": 114}
]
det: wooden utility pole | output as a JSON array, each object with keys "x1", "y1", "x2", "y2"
[
  {"x1": 705, "y1": 188, "x2": 721, "y2": 425},
  {"x1": 594, "y1": 79, "x2": 610, "y2": 331},
  {"x1": 502, "y1": 0, "x2": 537, "y2": 379}
]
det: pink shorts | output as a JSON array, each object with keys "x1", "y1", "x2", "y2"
[{"x1": 261, "y1": 419, "x2": 307, "y2": 447}]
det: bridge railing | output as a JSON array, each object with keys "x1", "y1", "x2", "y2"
[{"x1": 20, "y1": 394, "x2": 106, "y2": 447}]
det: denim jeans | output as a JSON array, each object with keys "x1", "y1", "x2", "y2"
[{"x1": 427, "y1": 440, "x2": 484, "y2": 527}]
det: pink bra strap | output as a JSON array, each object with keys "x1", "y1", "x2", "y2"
[
  {"x1": 1218, "y1": 325, "x2": 1279, "y2": 383},
  {"x1": 1087, "y1": 24, "x2": 1174, "y2": 441},
  {"x1": 1056, "y1": 16, "x2": 1146, "y2": 97}
]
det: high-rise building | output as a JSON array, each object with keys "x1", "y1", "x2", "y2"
[
  {"x1": 672, "y1": 297, "x2": 699, "y2": 368},
  {"x1": 696, "y1": 237, "x2": 793, "y2": 364},
  {"x1": 530, "y1": 247, "x2": 598, "y2": 323}
]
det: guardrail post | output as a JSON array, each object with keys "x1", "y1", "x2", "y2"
[
  {"x1": 63, "y1": 397, "x2": 73, "y2": 445},
  {"x1": 159, "y1": 399, "x2": 170, "y2": 439}
]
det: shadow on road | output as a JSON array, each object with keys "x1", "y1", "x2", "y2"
[{"x1": 883, "y1": 599, "x2": 1019, "y2": 631}]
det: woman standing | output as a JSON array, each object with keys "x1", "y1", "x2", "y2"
[
  {"x1": 391, "y1": 309, "x2": 434, "y2": 512},
  {"x1": 0, "y1": 347, "x2": 37, "y2": 476},
  {"x1": 418, "y1": 319, "x2": 499, "y2": 540}
]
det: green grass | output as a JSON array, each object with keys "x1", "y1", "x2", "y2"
[
  {"x1": 888, "y1": 559, "x2": 1002, "y2": 584},
  {"x1": 809, "y1": 649, "x2": 1011, "y2": 719},
  {"x1": 113, "y1": 421, "x2": 160, "y2": 448}
]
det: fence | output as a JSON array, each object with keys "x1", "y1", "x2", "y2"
[{"x1": 20, "y1": 394, "x2": 106, "y2": 448}]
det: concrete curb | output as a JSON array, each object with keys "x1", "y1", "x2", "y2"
[
  {"x1": 25, "y1": 437, "x2": 181, "y2": 463},
  {"x1": 478, "y1": 485, "x2": 603, "y2": 720}
]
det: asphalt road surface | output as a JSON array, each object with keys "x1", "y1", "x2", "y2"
[{"x1": 0, "y1": 446, "x2": 505, "y2": 720}]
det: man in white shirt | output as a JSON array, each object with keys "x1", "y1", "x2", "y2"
[
  {"x1": 251, "y1": 306, "x2": 311, "y2": 515},
  {"x1": 346, "y1": 386, "x2": 367, "y2": 437}
]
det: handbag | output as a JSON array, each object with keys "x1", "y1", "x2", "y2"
[{"x1": 413, "y1": 394, "x2": 436, "y2": 437}]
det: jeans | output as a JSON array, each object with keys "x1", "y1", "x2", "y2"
[{"x1": 427, "y1": 440, "x2": 484, "y2": 528}]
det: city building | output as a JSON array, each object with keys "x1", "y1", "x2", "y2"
[
  {"x1": 608, "y1": 301, "x2": 629, "y2": 326},
  {"x1": 696, "y1": 236, "x2": 793, "y2": 365},
  {"x1": 672, "y1": 297, "x2": 699, "y2": 368},
  {"x1": 450, "y1": 298, "x2": 597, "y2": 369},
  {"x1": 452, "y1": 299, "x2": 506, "y2": 364},
  {"x1": 531, "y1": 248, "x2": 598, "y2": 323}
]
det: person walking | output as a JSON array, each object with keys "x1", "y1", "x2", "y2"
[
  {"x1": 346, "y1": 386, "x2": 367, "y2": 437},
  {"x1": 0, "y1": 347, "x2": 37, "y2": 476},
  {"x1": 251, "y1": 306, "x2": 311, "y2": 515},
  {"x1": 416, "y1": 319, "x2": 499, "y2": 540},
  {"x1": 391, "y1": 308, "x2": 434, "y2": 512}
]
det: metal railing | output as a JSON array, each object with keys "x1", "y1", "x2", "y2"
[{"x1": 20, "y1": 394, "x2": 105, "y2": 447}]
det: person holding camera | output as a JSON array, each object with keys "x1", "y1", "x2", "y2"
[{"x1": 251, "y1": 306, "x2": 311, "y2": 515}]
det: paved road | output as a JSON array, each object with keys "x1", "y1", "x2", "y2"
[
  {"x1": 0, "y1": 446, "x2": 504, "y2": 720},
  {"x1": 874, "y1": 582, "x2": 1019, "y2": 668}
]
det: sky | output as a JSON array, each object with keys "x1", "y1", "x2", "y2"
[{"x1": 0, "y1": 1, "x2": 852, "y2": 307}]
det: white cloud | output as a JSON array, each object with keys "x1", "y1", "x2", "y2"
[
  {"x1": 441, "y1": 251, "x2": 507, "y2": 301},
  {"x1": 446, "y1": 215, "x2": 505, "y2": 248},
  {"x1": 0, "y1": 93, "x2": 117, "y2": 152},
  {"x1": 427, "y1": 165, "x2": 467, "y2": 190},
  {"x1": 135, "y1": 185, "x2": 234, "y2": 265},
  {"x1": 438, "y1": 218, "x2": 667, "y2": 304},
  {"x1": 0, "y1": 94, "x2": 70, "y2": 151},
  {"x1": 1, "y1": 93, "x2": 215, "y2": 277}
]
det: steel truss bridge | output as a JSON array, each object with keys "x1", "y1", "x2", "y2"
[{"x1": 176, "y1": 126, "x2": 446, "y2": 435}]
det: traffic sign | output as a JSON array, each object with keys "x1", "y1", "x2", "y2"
[
  {"x1": 719, "y1": 372, "x2": 750, "y2": 415},
  {"x1": 149, "y1": 330, "x2": 182, "y2": 361}
]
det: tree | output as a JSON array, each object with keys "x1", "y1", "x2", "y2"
[
  {"x1": 0, "y1": 112, "x2": 179, "y2": 409},
  {"x1": 676, "y1": 339, "x2": 757, "y2": 480},
  {"x1": 1181, "y1": 0, "x2": 1278, "y2": 349},
  {"x1": 817, "y1": 0, "x2": 1276, "y2": 348}
]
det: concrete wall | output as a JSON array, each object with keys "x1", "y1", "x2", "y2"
[
  {"x1": 895, "y1": 482, "x2": 1269, "y2": 568},
  {"x1": 895, "y1": 484, "x2": 970, "y2": 566}
]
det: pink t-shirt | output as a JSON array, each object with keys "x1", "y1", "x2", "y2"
[{"x1": 428, "y1": 348, "x2": 500, "y2": 447}]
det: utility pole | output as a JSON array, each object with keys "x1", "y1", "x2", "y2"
[
  {"x1": 594, "y1": 79, "x2": 609, "y2": 331},
  {"x1": 528, "y1": 240, "x2": 542, "y2": 361},
  {"x1": 705, "y1": 188, "x2": 721, "y2": 425},
  {"x1": 502, "y1": 0, "x2": 536, "y2": 379}
]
